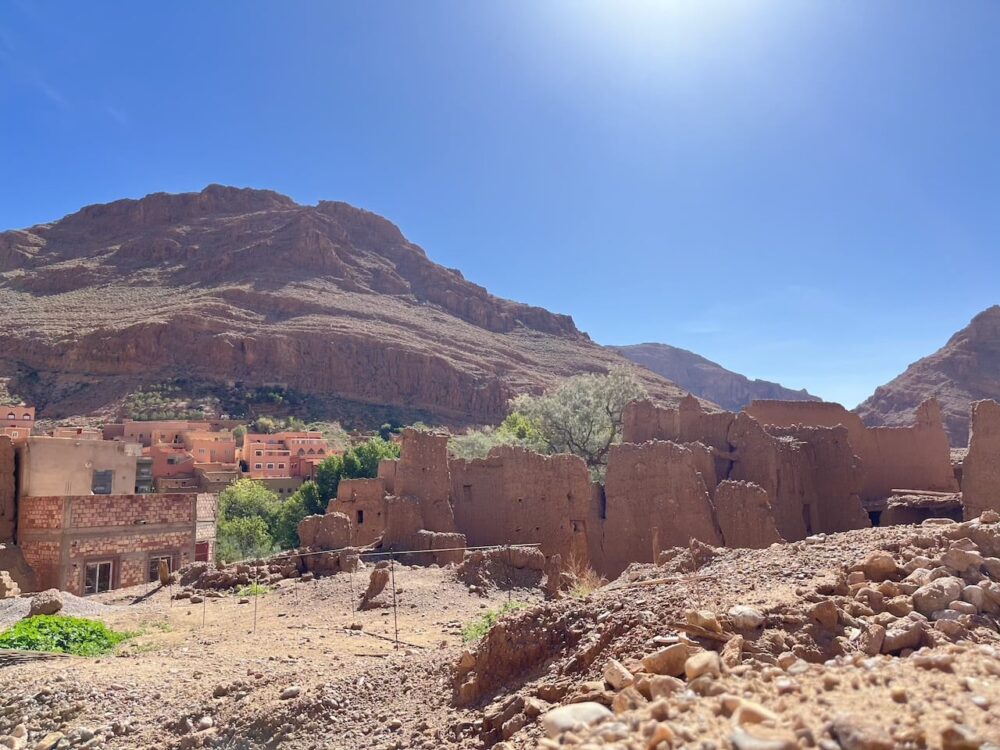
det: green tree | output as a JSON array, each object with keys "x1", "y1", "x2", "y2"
[
  {"x1": 217, "y1": 516, "x2": 275, "y2": 563},
  {"x1": 510, "y1": 366, "x2": 647, "y2": 471},
  {"x1": 315, "y1": 454, "x2": 344, "y2": 504},
  {"x1": 313, "y1": 438, "x2": 401, "y2": 503},
  {"x1": 218, "y1": 479, "x2": 280, "y2": 528}
]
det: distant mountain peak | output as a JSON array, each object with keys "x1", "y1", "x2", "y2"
[
  {"x1": 614, "y1": 342, "x2": 818, "y2": 412},
  {"x1": 856, "y1": 305, "x2": 1000, "y2": 446}
]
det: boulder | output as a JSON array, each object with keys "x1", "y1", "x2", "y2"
[{"x1": 27, "y1": 589, "x2": 63, "y2": 617}]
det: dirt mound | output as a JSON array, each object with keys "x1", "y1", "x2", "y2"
[
  {"x1": 450, "y1": 516, "x2": 1000, "y2": 747},
  {"x1": 456, "y1": 548, "x2": 547, "y2": 591}
]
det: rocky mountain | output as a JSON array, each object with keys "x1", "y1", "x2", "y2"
[
  {"x1": 613, "y1": 342, "x2": 818, "y2": 412},
  {"x1": 0, "y1": 185, "x2": 698, "y2": 425},
  {"x1": 856, "y1": 306, "x2": 1000, "y2": 447}
]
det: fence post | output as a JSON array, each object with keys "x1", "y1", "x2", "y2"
[{"x1": 389, "y1": 553, "x2": 399, "y2": 650}]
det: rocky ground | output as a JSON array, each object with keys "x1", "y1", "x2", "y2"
[{"x1": 3, "y1": 517, "x2": 1000, "y2": 749}]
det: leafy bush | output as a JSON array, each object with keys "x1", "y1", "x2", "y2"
[
  {"x1": 0, "y1": 615, "x2": 133, "y2": 656},
  {"x1": 236, "y1": 583, "x2": 270, "y2": 597},
  {"x1": 216, "y1": 480, "x2": 282, "y2": 562},
  {"x1": 315, "y1": 437, "x2": 400, "y2": 503},
  {"x1": 461, "y1": 601, "x2": 528, "y2": 643},
  {"x1": 273, "y1": 481, "x2": 323, "y2": 548},
  {"x1": 449, "y1": 412, "x2": 549, "y2": 460}
]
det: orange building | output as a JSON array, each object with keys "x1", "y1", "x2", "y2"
[
  {"x1": 183, "y1": 430, "x2": 237, "y2": 465},
  {"x1": 242, "y1": 431, "x2": 330, "y2": 478}
]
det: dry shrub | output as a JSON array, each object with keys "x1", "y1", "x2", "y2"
[{"x1": 565, "y1": 551, "x2": 606, "y2": 598}]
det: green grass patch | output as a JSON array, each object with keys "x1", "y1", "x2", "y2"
[
  {"x1": 461, "y1": 601, "x2": 528, "y2": 643},
  {"x1": 236, "y1": 583, "x2": 270, "y2": 597},
  {"x1": 0, "y1": 615, "x2": 134, "y2": 656}
]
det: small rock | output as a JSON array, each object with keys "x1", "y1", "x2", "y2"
[
  {"x1": 686, "y1": 609, "x2": 723, "y2": 633},
  {"x1": 684, "y1": 650, "x2": 721, "y2": 680},
  {"x1": 541, "y1": 702, "x2": 612, "y2": 738},
  {"x1": 196, "y1": 716, "x2": 213, "y2": 731},
  {"x1": 831, "y1": 715, "x2": 894, "y2": 750},
  {"x1": 941, "y1": 723, "x2": 983, "y2": 750},
  {"x1": 32, "y1": 733, "x2": 64, "y2": 750},
  {"x1": 860, "y1": 551, "x2": 898, "y2": 582},
  {"x1": 280, "y1": 686, "x2": 301, "y2": 700},
  {"x1": 602, "y1": 659, "x2": 633, "y2": 690},
  {"x1": 641, "y1": 643, "x2": 689, "y2": 676},
  {"x1": 728, "y1": 605, "x2": 765, "y2": 631},
  {"x1": 731, "y1": 725, "x2": 798, "y2": 750}
]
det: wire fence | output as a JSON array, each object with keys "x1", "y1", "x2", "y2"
[{"x1": 159, "y1": 542, "x2": 543, "y2": 651}]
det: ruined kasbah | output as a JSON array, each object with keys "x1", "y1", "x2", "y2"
[{"x1": 2, "y1": 390, "x2": 1000, "y2": 748}]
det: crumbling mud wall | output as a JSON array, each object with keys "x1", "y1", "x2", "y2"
[
  {"x1": 713, "y1": 480, "x2": 782, "y2": 548},
  {"x1": 298, "y1": 512, "x2": 352, "y2": 550},
  {"x1": 766, "y1": 425, "x2": 870, "y2": 534},
  {"x1": 623, "y1": 397, "x2": 734, "y2": 484},
  {"x1": 727, "y1": 413, "x2": 813, "y2": 541},
  {"x1": 332, "y1": 478, "x2": 387, "y2": 547},
  {"x1": 745, "y1": 398, "x2": 957, "y2": 501},
  {"x1": 962, "y1": 399, "x2": 1000, "y2": 519},
  {"x1": 395, "y1": 429, "x2": 457, "y2": 533},
  {"x1": 602, "y1": 440, "x2": 722, "y2": 578},
  {"x1": 450, "y1": 446, "x2": 592, "y2": 565},
  {"x1": 0, "y1": 436, "x2": 14, "y2": 541}
]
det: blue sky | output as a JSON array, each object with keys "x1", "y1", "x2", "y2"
[{"x1": 2, "y1": 2, "x2": 998, "y2": 407}]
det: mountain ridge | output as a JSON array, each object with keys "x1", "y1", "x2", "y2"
[
  {"x1": 0, "y1": 185, "x2": 700, "y2": 425},
  {"x1": 613, "y1": 342, "x2": 819, "y2": 412},
  {"x1": 855, "y1": 305, "x2": 1000, "y2": 446}
]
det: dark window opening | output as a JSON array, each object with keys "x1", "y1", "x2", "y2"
[
  {"x1": 868, "y1": 510, "x2": 882, "y2": 527},
  {"x1": 597, "y1": 486, "x2": 608, "y2": 520},
  {"x1": 85, "y1": 561, "x2": 114, "y2": 595},
  {"x1": 91, "y1": 469, "x2": 113, "y2": 495},
  {"x1": 356, "y1": 509, "x2": 364, "y2": 525},
  {"x1": 802, "y1": 503, "x2": 813, "y2": 535}
]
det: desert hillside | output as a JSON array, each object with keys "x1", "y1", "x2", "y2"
[
  {"x1": 856, "y1": 306, "x2": 1000, "y2": 446},
  {"x1": 0, "y1": 185, "x2": 696, "y2": 425},
  {"x1": 615, "y1": 342, "x2": 818, "y2": 412}
]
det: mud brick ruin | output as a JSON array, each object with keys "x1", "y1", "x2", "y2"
[{"x1": 299, "y1": 396, "x2": 1000, "y2": 580}]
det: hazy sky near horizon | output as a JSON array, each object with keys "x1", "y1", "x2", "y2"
[{"x1": 2, "y1": 1, "x2": 999, "y2": 408}]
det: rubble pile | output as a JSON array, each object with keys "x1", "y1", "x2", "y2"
[{"x1": 453, "y1": 514, "x2": 1000, "y2": 748}]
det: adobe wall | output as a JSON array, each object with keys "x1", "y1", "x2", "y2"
[
  {"x1": 962, "y1": 399, "x2": 1000, "y2": 519},
  {"x1": 0, "y1": 436, "x2": 14, "y2": 541},
  {"x1": 713, "y1": 480, "x2": 782, "y2": 548},
  {"x1": 450, "y1": 446, "x2": 593, "y2": 565},
  {"x1": 727, "y1": 414, "x2": 813, "y2": 542},
  {"x1": 745, "y1": 398, "x2": 957, "y2": 500},
  {"x1": 602, "y1": 440, "x2": 722, "y2": 578},
  {"x1": 624, "y1": 396, "x2": 734, "y2": 451},
  {"x1": 332, "y1": 478, "x2": 387, "y2": 547},
  {"x1": 765, "y1": 425, "x2": 869, "y2": 534},
  {"x1": 395, "y1": 429, "x2": 457, "y2": 533}
]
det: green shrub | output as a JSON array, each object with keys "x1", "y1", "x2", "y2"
[
  {"x1": 0, "y1": 616, "x2": 133, "y2": 656},
  {"x1": 461, "y1": 601, "x2": 528, "y2": 643},
  {"x1": 236, "y1": 583, "x2": 270, "y2": 597}
]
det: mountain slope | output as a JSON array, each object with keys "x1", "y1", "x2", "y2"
[
  {"x1": 613, "y1": 342, "x2": 818, "y2": 412},
  {"x1": 856, "y1": 305, "x2": 1000, "y2": 446},
  {"x1": 0, "y1": 185, "x2": 698, "y2": 424}
]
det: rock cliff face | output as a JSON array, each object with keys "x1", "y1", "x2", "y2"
[
  {"x1": 614, "y1": 342, "x2": 818, "y2": 412},
  {"x1": 0, "y1": 185, "x2": 694, "y2": 423},
  {"x1": 856, "y1": 306, "x2": 1000, "y2": 446}
]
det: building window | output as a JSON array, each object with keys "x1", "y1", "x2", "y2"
[
  {"x1": 91, "y1": 469, "x2": 113, "y2": 495},
  {"x1": 254, "y1": 463, "x2": 262, "y2": 469},
  {"x1": 278, "y1": 463, "x2": 285, "y2": 469},
  {"x1": 148, "y1": 555, "x2": 174, "y2": 583},
  {"x1": 22, "y1": 414, "x2": 29, "y2": 421},
  {"x1": 10, "y1": 431, "x2": 17, "y2": 439},
  {"x1": 356, "y1": 509, "x2": 364, "y2": 525},
  {"x1": 5, "y1": 412, "x2": 13, "y2": 420},
  {"x1": 84, "y1": 561, "x2": 114, "y2": 595},
  {"x1": 255, "y1": 450, "x2": 263, "y2": 457},
  {"x1": 266, "y1": 463, "x2": 275, "y2": 470}
]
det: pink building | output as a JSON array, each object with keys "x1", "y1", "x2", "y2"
[
  {"x1": 241, "y1": 431, "x2": 330, "y2": 478},
  {"x1": 2, "y1": 406, "x2": 35, "y2": 445}
]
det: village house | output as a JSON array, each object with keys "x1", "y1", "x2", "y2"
[
  {"x1": 1, "y1": 406, "x2": 35, "y2": 446},
  {"x1": 242, "y1": 431, "x2": 329, "y2": 479}
]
